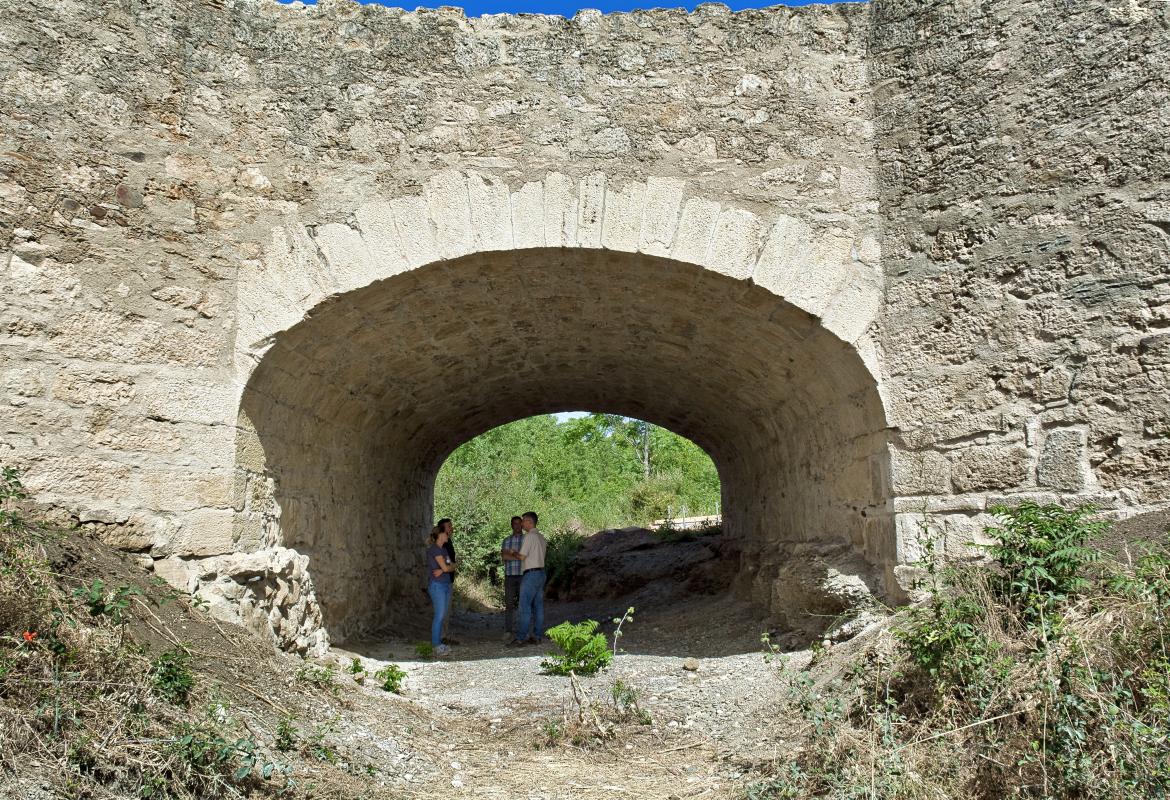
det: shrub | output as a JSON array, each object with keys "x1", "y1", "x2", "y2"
[
  {"x1": 413, "y1": 641, "x2": 434, "y2": 659},
  {"x1": 150, "y1": 648, "x2": 195, "y2": 706},
  {"x1": 541, "y1": 620, "x2": 612, "y2": 676},
  {"x1": 545, "y1": 527, "x2": 585, "y2": 594},
  {"x1": 171, "y1": 720, "x2": 286, "y2": 782},
  {"x1": 983, "y1": 502, "x2": 1103, "y2": 626},
  {"x1": 294, "y1": 662, "x2": 338, "y2": 694},
  {"x1": 72, "y1": 579, "x2": 142, "y2": 624},
  {"x1": 374, "y1": 664, "x2": 406, "y2": 694},
  {"x1": 897, "y1": 589, "x2": 1008, "y2": 707}
]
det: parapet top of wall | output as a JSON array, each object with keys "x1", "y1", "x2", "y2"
[{"x1": 257, "y1": 0, "x2": 865, "y2": 29}]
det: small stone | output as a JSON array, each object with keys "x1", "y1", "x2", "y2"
[
  {"x1": 682, "y1": 657, "x2": 699, "y2": 671},
  {"x1": 116, "y1": 184, "x2": 144, "y2": 208}
]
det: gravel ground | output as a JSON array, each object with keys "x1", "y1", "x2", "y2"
[{"x1": 331, "y1": 592, "x2": 818, "y2": 798}]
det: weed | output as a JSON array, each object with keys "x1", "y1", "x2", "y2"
[
  {"x1": 303, "y1": 719, "x2": 339, "y2": 763},
  {"x1": 0, "y1": 466, "x2": 28, "y2": 531},
  {"x1": 610, "y1": 679, "x2": 651, "y2": 725},
  {"x1": 171, "y1": 719, "x2": 286, "y2": 783},
  {"x1": 295, "y1": 662, "x2": 338, "y2": 694},
  {"x1": 539, "y1": 720, "x2": 564, "y2": 748},
  {"x1": 611, "y1": 606, "x2": 635, "y2": 657},
  {"x1": 274, "y1": 715, "x2": 298, "y2": 752},
  {"x1": 72, "y1": 579, "x2": 141, "y2": 624},
  {"x1": 414, "y1": 641, "x2": 434, "y2": 659},
  {"x1": 541, "y1": 619, "x2": 613, "y2": 676},
  {"x1": 374, "y1": 663, "x2": 406, "y2": 694},
  {"x1": 760, "y1": 632, "x2": 785, "y2": 666},
  {"x1": 150, "y1": 648, "x2": 195, "y2": 706}
]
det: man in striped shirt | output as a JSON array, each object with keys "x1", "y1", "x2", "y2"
[{"x1": 500, "y1": 516, "x2": 524, "y2": 642}]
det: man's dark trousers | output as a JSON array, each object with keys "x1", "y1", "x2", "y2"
[{"x1": 504, "y1": 574, "x2": 522, "y2": 636}]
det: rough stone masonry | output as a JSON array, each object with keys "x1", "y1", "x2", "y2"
[{"x1": 1, "y1": 0, "x2": 1166, "y2": 653}]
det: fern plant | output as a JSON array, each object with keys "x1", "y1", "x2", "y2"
[{"x1": 541, "y1": 620, "x2": 613, "y2": 676}]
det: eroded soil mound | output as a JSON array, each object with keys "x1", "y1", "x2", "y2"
[{"x1": 562, "y1": 527, "x2": 738, "y2": 602}]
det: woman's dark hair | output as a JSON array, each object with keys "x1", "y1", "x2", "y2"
[{"x1": 522, "y1": 511, "x2": 538, "y2": 524}]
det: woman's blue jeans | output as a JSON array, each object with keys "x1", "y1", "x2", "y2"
[{"x1": 428, "y1": 580, "x2": 452, "y2": 647}]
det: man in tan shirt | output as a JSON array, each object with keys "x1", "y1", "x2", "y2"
[{"x1": 510, "y1": 511, "x2": 548, "y2": 646}]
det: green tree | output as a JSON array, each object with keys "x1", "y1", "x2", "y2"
[{"x1": 433, "y1": 413, "x2": 720, "y2": 580}]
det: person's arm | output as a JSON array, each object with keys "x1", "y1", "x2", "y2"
[
  {"x1": 434, "y1": 553, "x2": 455, "y2": 573},
  {"x1": 517, "y1": 536, "x2": 531, "y2": 563},
  {"x1": 501, "y1": 543, "x2": 522, "y2": 561}
]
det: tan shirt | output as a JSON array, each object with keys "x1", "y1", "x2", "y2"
[{"x1": 519, "y1": 528, "x2": 547, "y2": 571}]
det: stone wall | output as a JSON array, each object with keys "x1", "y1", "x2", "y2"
[
  {"x1": 870, "y1": 0, "x2": 1170, "y2": 577},
  {"x1": 1, "y1": 0, "x2": 1165, "y2": 651}
]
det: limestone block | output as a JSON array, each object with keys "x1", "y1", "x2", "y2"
[
  {"x1": 542, "y1": 172, "x2": 578, "y2": 247},
  {"x1": 950, "y1": 444, "x2": 1029, "y2": 493},
  {"x1": 135, "y1": 469, "x2": 233, "y2": 512},
  {"x1": 510, "y1": 181, "x2": 545, "y2": 249},
  {"x1": 235, "y1": 266, "x2": 305, "y2": 350},
  {"x1": 233, "y1": 513, "x2": 268, "y2": 551},
  {"x1": 838, "y1": 165, "x2": 876, "y2": 201},
  {"x1": 424, "y1": 169, "x2": 474, "y2": 260},
  {"x1": 754, "y1": 216, "x2": 852, "y2": 317},
  {"x1": 1037, "y1": 428, "x2": 1089, "y2": 491},
  {"x1": 575, "y1": 172, "x2": 606, "y2": 248},
  {"x1": 89, "y1": 515, "x2": 154, "y2": 551},
  {"x1": 388, "y1": 195, "x2": 439, "y2": 267},
  {"x1": 152, "y1": 508, "x2": 236, "y2": 557},
  {"x1": 704, "y1": 207, "x2": 762, "y2": 280},
  {"x1": 889, "y1": 448, "x2": 951, "y2": 495},
  {"x1": 822, "y1": 264, "x2": 882, "y2": 343},
  {"x1": 137, "y1": 378, "x2": 236, "y2": 426},
  {"x1": 264, "y1": 225, "x2": 332, "y2": 309},
  {"x1": 51, "y1": 370, "x2": 135, "y2": 408},
  {"x1": 601, "y1": 181, "x2": 646, "y2": 252},
  {"x1": 24, "y1": 456, "x2": 135, "y2": 507},
  {"x1": 353, "y1": 200, "x2": 411, "y2": 277},
  {"x1": 670, "y1": 198, "x2": 720, "y2": 265},
  {"x1": 153, "y1": 556, "x2": 198, "y2": 594},
  {"x1": 313, "y1": 222, "x2": 377, "y2": 294},
  {"x1": 466, "y1": 171, "x2": 512, "y2": 251},
  {"x1": 637, "y1": 177, "x2": 685, "y2": 256}
]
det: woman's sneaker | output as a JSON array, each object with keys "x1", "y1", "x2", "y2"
[{"x1": 434, "y1": 644, "x2": 452, "y2": 657}]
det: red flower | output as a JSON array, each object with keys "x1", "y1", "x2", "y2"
[{"x1": 22, "y1": 631, "x2": 36, "y2": 642}]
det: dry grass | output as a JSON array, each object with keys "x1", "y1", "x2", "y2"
[
  {"x1": 743, "y1": 547, "x2": 1170, "y2": 800},
  {"x1": 453, "y1": 574, "x2": 504, "y2": 612}
]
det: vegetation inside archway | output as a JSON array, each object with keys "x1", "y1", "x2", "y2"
[{"x1": 434, "y1": 413, "x2": 720, "y2": 581}]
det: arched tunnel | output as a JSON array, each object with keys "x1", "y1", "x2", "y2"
[{"x1": 238, "y1": 248, "x2": 893, "y2": 644}]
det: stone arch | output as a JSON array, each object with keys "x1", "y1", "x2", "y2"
[{"x1": 228, "y1": 171, "x2": 891, "y2": 651}]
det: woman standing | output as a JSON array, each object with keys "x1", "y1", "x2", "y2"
[{"x1": 426, "y1": 526, "x2": 456, "y2": 657}]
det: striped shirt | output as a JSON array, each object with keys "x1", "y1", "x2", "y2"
[{"x1": 501, "y1": 532, "x2": 524, "y2": 577}]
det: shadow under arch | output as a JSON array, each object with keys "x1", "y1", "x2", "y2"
[{"x1": 237, "y1": 247, "x2": 893, "y2": 645}]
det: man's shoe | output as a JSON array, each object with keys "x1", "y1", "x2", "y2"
[
  {"x1": 506, "y1": 639, "x2": 525, "y2": 648},
  {"x1": 523, "y1": 638, "x2": 541, "y2": 646},
  {"x1": 502, "y1": 631, "x2": 517, "y2": 643},
  {"x1": 434, "y1": 644, "x2": 452, "y2": 657},
  {"x1": 442, "y1": 638, "x2": 461, "y2": 646}
]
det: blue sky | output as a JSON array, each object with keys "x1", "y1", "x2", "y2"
[{"x1": 281, "y1": 0, "x2": 847, "y2": 18}]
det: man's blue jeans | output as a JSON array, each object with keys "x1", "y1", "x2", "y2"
[
  {"x1": 517, "y1": 569, "x2": 546, "y2": 642},
  {"x1": 428, "y1": 580, "x2": 452, "y2": 647}
]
